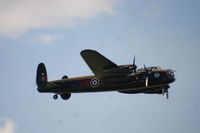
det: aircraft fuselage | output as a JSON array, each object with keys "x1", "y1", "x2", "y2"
[{"x1": 38, "y1": 69, "x2": 175, "y2": 95}]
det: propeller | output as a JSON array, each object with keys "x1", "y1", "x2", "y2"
[
  {"x1": 132, "y1": 59, "x2": 149, "y2": 88},
  {"x1": 133, "y1": 56, "x2": 137, "y2": 73},
  {"x1": 143, "y1": 64, "x2": 150, "y2": 88},
  {"x1": 145, "y1": 77, "x2": 148, "y2": 87},
  {"x1": 143, "y1": 64, "x2": 149, "y2": 87},
  {"x1": 143, "y1": 64, "x2": 148, "y2": 73}
]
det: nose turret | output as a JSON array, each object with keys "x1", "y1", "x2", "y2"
[{"x1": 167, "y1": 69, "x2": 175, "y2": 82}]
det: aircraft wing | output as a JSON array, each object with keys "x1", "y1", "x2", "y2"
[{"x1": 81, "y1": 49, "x2": 117, "y2": 78}]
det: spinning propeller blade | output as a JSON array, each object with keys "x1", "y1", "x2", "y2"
[
  {"x1": 143, "y1": 64, "x2": 149, "y2": 87},
  {"x1": 145, "y1": 77, "x2": 148, "y2": 87},
  {"x1": 143, "y1": 64, "x2": 147, "y2": 72},
  {"x1": 133, "y1": 56, "x2": 137, "y2": 73}
]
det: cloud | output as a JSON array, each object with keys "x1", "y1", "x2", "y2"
[
  {"x1": 142, "y1": 2, "x2": 160, "y2": 22},
  {"x1": 0, "y1": 118, "x2": 16, "y2": 133},
  {"x1": 31, "y1": 33, "x2": 64, "y2": 45},
  {"x1": 0, "y1": 0, "x2": 120, "y2": 38}
]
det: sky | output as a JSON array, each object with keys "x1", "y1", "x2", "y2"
[{"x1": 0, "y1": 0, "x2": 200, "y2": 133}]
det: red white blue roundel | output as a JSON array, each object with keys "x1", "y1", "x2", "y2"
[
  {"x1": 90, "y1": 78, "x2": 99, "y2": 88},
  {"x1": 154, "y1": 72, "x2": 160, "y2": 78}
]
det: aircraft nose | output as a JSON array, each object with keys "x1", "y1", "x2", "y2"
[{"x1": 167, "y1": 69, "x2": 175, "y2": 82}]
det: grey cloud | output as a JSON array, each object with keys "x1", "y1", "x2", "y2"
[{"x1": 0, "y1": 0, "x2": 119, "y2": 38}]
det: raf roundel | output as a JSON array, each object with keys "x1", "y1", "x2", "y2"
[
  {"x1": 90, "y1": 78, "x2": 100, "y2": 88},
  {"x1": 154, "y1": 72, "x2": 160, "y2": 78}
]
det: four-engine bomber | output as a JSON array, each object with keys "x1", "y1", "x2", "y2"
[{"x1": 36, "y1": 49, "x2": 175, "y2": 100}]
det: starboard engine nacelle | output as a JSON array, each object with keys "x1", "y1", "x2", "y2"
[{"x1": 104, "y1": 66, "x2": 133, "y2": 75}]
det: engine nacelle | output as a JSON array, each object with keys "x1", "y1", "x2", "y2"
[{"x1": 104, "y1": 66, "x2": 132, "y2": 74}]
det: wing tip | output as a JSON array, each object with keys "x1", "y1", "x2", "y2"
[{"x1": 80, "y1": 49, "x2": 97, "y2": 56}]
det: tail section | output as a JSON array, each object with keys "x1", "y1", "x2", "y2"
[{"x1": 36, "y1": 63, "x2": 47, "y2": 89}]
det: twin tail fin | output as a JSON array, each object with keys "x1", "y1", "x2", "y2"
[{"x1": 36, "y1": 63, "x2": 47, "y2": 89}]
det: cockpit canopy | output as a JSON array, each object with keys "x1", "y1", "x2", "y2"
[{"x1": 137, "y1": 66, "x2": 161, "y2": 72}]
